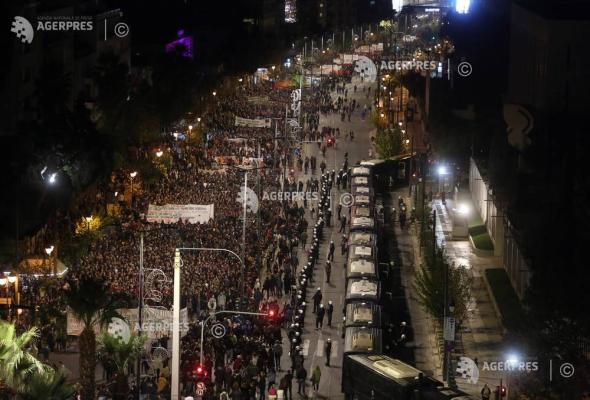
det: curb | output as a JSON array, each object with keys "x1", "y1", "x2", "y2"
[{"x1": 481, "y1": 270, "x2": 508, "y2": 336}]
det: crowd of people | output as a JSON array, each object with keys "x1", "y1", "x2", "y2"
[{"x1": 7, "y1": 61, "x2": 361, "y2": 399}]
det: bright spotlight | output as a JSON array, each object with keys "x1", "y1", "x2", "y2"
[
  {"x1": 456, "y1": 0, "x2": 471, "y2": 14},
  {"x1": 457, "y1": 203, "x2": 470, "y2": 216},
  {"x1": 437, "y1": 166, "x2": 448, "y2": 176},
  {"x1": 48, "y1": 172, "x2": 57, "y2": 184}
]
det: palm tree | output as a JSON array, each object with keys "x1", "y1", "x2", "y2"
[
  {"x1": 0, "y1": 320, "x2": 49, "y2": 392},
  {"x1": 15, "y1": 367, "x2": 76, "y2": 400},
  {"x1": 97, "y1": 333, "x2": 146, "y2": 400},
  {"x1": 64, "y1": 279, "x2": 125, "y2": 400}
]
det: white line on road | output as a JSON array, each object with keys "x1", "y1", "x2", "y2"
[
  {"x1": 302, "y1": 339, "x2": 310, "y2": 357},
  {"x1": 316, "y1": 339, "x2": 324, "y2": 357},
  {"x1": 331, "y1": 339, "x2": 338, "y2": 358}
]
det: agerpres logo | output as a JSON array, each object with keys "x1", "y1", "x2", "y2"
[
  {"x1": 11, "y1": 16, "x2": 34, "y2": 43},
  {"x1": 354, "y1": 55, "x2": 377, "y2": 83},
  {"x1": 11, "y1": 15, "x2": 95, "y2": 43}
]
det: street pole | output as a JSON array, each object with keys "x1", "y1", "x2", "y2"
[
  {"x1": 171, "y1": 249, "x2": 181, "y2": 400},
  {"x1": 432, "y1": 209, "x2": 437, "y2": 261},
  {"x1": 284, "y1": 104, "x2": 288, "y2": 189},
  {"x1": 241, "y1": 172, "x2": 248, "y2": 302},
  {"x1": 137, "y1": 232, "x2": 144, "y2": 399}
]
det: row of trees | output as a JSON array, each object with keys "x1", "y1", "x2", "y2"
[{"x1": 414, "y1": 227, "x2": 472, "y2": 326}]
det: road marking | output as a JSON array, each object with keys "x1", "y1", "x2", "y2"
[
  {"x1": 316, "y1": 339, "x2": 324, "y2": 357},
  {"x1": 302, "y1": 339, "x2": 310, "y2": 357},
  {"x1": 331, "y1": 340, "x2": 338, "y2": 358}
]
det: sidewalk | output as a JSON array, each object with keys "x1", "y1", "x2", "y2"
[
  {"x1": 432, "y1": 197, "x2": 506, "y2": 396},
  {"x1": 393, "y1": 189, "x2": 443, "y2": 380}
]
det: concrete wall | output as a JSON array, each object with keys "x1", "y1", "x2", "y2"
[{"x1": 469, "y1": 158, "x2": 531, "y2": 300}]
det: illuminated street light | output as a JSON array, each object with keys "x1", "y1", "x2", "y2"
[
  {"x1": 456, "y1": 203, "x2": 471, "y2": 216},
  {"x1": 405, "y1": 139, "x2": 410, "y2": 144},
  {"x1": 238, "y1": 78, "x2": 243, "y2": 82},
  {"x1": 156, "y1": 150, "x2": 163, "y2": 158},
  {"x1": 188, "y1": 125, "x2": 193, "y2": 131},
  {"x1": 85, "y1": 215, "x2": 93, "y2": 223},
  {"x1": 197, "y1": 117, "x2": 201, "y2": 122},
  {"x1": 271, "y1": 65, "x2": 276, "y2": 71},
  {"x1": 212, "y1": 91, "x2": 217, "y2": 97},
  {"x1": 45, "y1": 245, "x2": 55, "y2": 256},
  {"x1": 48, "y1": 172, "x2": 57, "y2": 184},
  {"x1": 437, "y1": 165, "x2": 448, "y2": 176},
  {"x1": 506, "y1": 354, "x2": 519, "y2": 368},
  {"x1": 398, "y1": 121, "x2": 403, "y2": 127},
  {"x1": 130, "y1": 171, "x2": 138, "y2": 179}
]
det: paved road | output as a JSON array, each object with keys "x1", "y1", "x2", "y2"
[{"x1": 280, "y1": 76, "x2": 376, "y2": 399}]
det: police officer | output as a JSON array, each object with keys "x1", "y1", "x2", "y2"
[
  {"x1": 327, "y1": 301, "x2": 334, "y2": 327},
  {"x1": 316, "y1": 304, "x2": 326, "y2": 330},
  {"x1": 325, "y1": 338, "x2": 332, "y2": 366}
]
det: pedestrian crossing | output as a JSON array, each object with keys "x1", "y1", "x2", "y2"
[{"x1": 301, "y1": 339, "x2": 338, "y2": 358}]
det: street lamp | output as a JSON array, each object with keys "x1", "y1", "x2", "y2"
[
  {"x1": 197, "y1": 117, "x2": 201, "y2": 123},
  {"x1": 48, "y1": 172, "x2": 57, "y2": 185},
  {"x1": 130, "y1": 171, "x2": 138, "y2": 206},
  {"x1": 456, "y1": 203, "x2": 470, "y2": 216},
  {"x1": 212, "y1": 91, "x2": 217, "y2": 97},
  {"x1": 45, "y1": 245, "x2": 54, "y2": 256},
  {"x1": 85, "y1": 215, "x2": 93, "y2": 233},
  {"x1": 156, "y1": 150, "x2": 163, "y2": 158}
]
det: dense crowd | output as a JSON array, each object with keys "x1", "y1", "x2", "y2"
[{"x1": 10, "y1": 70, "x2": 355, "y2": 399}]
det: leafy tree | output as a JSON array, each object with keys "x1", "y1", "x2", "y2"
[
  {"x1": 0, "y1": 321, "x2": 49, "y2": 392},
  {"x1": 15, "y1": 367, "x2": 76, "y2": 400},
  {"x1": 374, "y1": 126, "x2": 404, "y2": 159},
  {"x1": 64, "y1": 279, "x2": 125, "y2": 400},
  {"x1": 97, "y1": 333, "x2": 146, "y2": 400},
  {"x1": 414, "y1": 254, "x2": 472, "y2": 325}
]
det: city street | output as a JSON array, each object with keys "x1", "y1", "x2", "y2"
[{"x1": 279, "y1": 77, "x2": 376, "y2": 399}]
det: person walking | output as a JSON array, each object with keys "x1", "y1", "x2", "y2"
[
  {"x1": 328, "y1": 241, "x2": 335, "y2": 261},
  {"x1": 316, "y1": 304, "x2": 326, "y2": 330},
  {"x1": 325, "y1": 259, "x2": 331, "y2": 283},
  {"x1": 325, "y1": 338, "x2": 332, "y2": 366},
  {"x1": 312, "y1": 288, "x2": 322, "y2": 314},
  {"x1": 341, "y1": 236, "x2": 347, "y2": 255},
  {"x1": 283, "y1": 369, "x2": 293, "y2": 400},
  {"x1": 337, "y1": 204, "x2": 342, "y2": 220},
  {"x1": 481, "y1": 383, "x2": 491, "y2": 400},
  {"x1": 326, "y1": 301, "x2": 334, "y2": 327},
  {"x1": 273, "y1": 341, "x2": 283, "y2": 371},
  {"x1": 296, "y1": 366, "x2": 307, "y2": 395},
  {"x1": 311, "y1": 366, "x2": 321, "y2": 392},
  {"x1": 339, "y1": 216, "x2": 347, "y2": 233}
]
